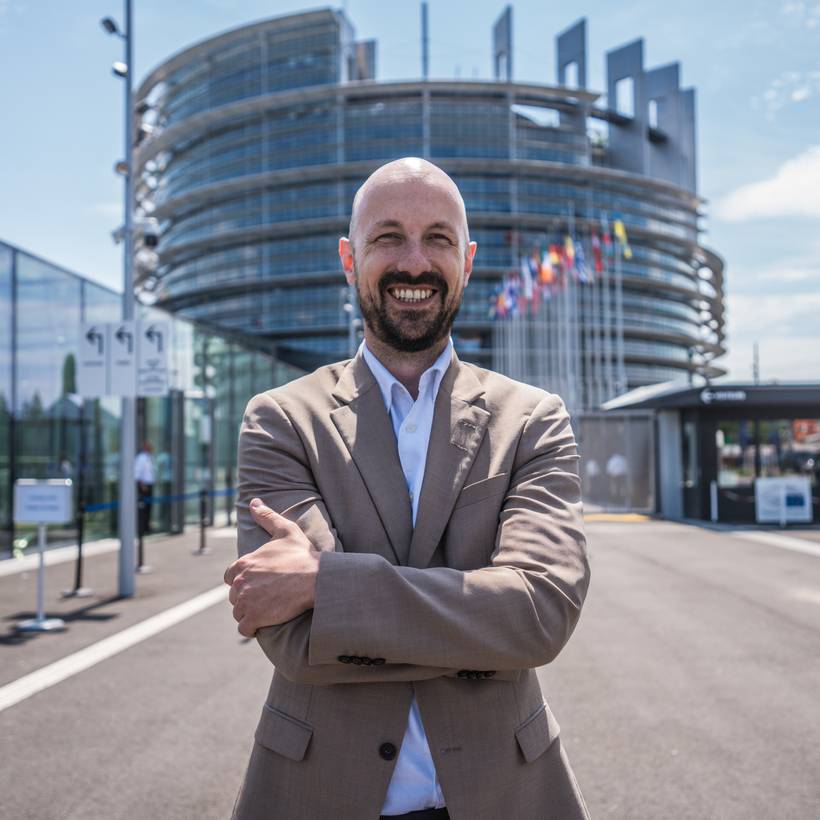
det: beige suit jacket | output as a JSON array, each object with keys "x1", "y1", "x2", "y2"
[{"x1": 232, "y1": 350, "x2": 591, "y2": 820}]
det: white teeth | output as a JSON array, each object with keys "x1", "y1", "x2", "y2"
[{"x1": 392, "y1": 288, "x2": 433, "y2": 302}]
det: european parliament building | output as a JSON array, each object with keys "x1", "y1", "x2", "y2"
[{"x1": 132, "y1": 6, "x2": 726, "y2": 411}]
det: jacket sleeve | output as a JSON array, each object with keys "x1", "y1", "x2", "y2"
[
  {"x1": 237, "y1": 391, "x2": 518, "y2": 685},
  {"x1": 308, "y1": 392, "x2": 590, "y2": 671}
]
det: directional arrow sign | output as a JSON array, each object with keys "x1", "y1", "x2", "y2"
[
  {"x1": 137, "y1": 320, "x2": 170, "y2": 396},
  {"x1": 78, "y1": 323, "x2": 109, "y2": 397},
  {"x1": 110, "y1": 320, "x2": 137, "y2": 397}
]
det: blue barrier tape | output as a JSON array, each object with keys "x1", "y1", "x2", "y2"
[
  {"x1": 85, "y1": 500, "x2": 119, "y2": 513},
  {"x1": 83, "y1": 488, "x2": 236, "y2": 512},
  {"x1": 211, "y1": 487, "x2": 236, "y2": 498}
]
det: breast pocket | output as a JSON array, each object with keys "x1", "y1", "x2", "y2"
[{"x1": 453, "y1": 472, "x2": 508, "y2": 511}]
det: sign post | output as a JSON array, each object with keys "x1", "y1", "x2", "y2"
[
  {"x1": 78, "y1": 316, "x2": 170, "y2": 598},
  {"x1": 14, "y1": 480, "x2": 74, "y2": 632}
]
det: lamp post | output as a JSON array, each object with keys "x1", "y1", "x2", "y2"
[{"x1": 101, "y1": 1, "x2": 137, "y2": 597}]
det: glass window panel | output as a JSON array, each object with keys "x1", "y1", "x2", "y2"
[
  {"x1": 716, "y1": 420, "x2": 756, "y2": 488},
  {"x1": 14, "y1": 253, "x2": 82, "y2": 546},
  {"x1": 0, "y1": 243, "x2": 12, "y2": 547}
]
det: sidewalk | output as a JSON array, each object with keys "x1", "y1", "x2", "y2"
[{"x1": 0, "y1": 524, "x2": 238, "y2": 687}]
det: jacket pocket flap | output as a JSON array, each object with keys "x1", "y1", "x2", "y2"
[
  {"x1": 255, "y1": 704, "x2": 314, "y2": 762},
  {"x1": 515, "y1": 703, "x2": 560, "y2": 763},
  {"x1": 453, "y1": 472, "x2": 508, "y2": 510}
]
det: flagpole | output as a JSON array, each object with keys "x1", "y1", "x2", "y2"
[
  {"x1": 615, "y1": 239, "x2": 626, "y2": 394},
  {"x1": 602, "y1": 214, "x2": 615, "y2": 402}
]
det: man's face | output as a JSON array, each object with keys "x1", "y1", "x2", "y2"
[{"x1": 339, "y1": 173, "x2": 476, "y2": 353}]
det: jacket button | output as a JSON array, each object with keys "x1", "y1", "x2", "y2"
[
  {"x1": 372, "y1": 658, "x2": 386, "y2": 665},
  {"x1": 337, "y1": 655, "x2": 351, "y2": 664},
  {"x1": 379, "y1": 742, "x2": 397, "y2": 761}
]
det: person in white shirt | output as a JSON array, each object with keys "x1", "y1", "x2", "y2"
[{"x1": 134, "y1": 441, "x2": 155, "y2": 536}]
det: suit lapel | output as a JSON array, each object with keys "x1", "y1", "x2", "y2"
[
  {"x1": 330, "y1": 354, "x2": 413, "y2": 565},
  {"x1": 407, "y1": 355, "x2": 490, "y2": 569}
]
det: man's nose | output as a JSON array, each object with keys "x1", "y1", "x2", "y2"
[{"x1": 396, "y1": 240, "x2": 432, "y2": 276}]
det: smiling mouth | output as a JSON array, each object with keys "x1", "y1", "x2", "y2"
[{"x1": 385, "y1": 285, "x2": 437, "y2": 304}]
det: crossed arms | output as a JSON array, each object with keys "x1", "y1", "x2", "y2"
[{"x1": 228, "y1": 390, "x2": 589, "y2": 686}]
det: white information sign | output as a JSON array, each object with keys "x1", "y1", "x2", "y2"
[
  {"x1": 78, "y1": 323, "x2": 108, "y2": 398},
  {"x1": 137, "y1": 320, "x2": 170, "y2": 397},
  {"x1": 110, "y1": 320, "x2": 137, "y2": 397},
  {"x1": 78, "y1": 319, "x2": 170, "y2": 397},
  {"x1": 755, "y1": 476, "x2": 813, "y2": 524},
  {"x1": 14, "y1": 479, "x2": 74, "y2": 524}
]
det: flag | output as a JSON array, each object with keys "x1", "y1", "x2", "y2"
[
  {"x1": 563, "y1": 235, "x2": 575, "y2": 266},
  {"x1": 574, "y1": 239, "x2": 591, "y2": 284},
  {"x1": 613, "y1": 217, "x2": 633, "y2": 260},
  {"x1": 591, "y1": 229, "x2": 603, "y2": 273},
  {"x1": 520, "y1": 258, "x2": 534, "y2": 303},
  {"x1": 539, "y1": 249, "x2": 555, "y2": 285}
]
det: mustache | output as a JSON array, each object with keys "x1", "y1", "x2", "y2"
[{"x1": 378, "y1": 270, "x2": 449, "y2": 297}]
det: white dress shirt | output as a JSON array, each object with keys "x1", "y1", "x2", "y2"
[
  {"x1": 134, "y1": 451, "x2": 155, "y2": 485},
  {"x1": 361, "y1": 339, "x2": 452, "y2": 816}
]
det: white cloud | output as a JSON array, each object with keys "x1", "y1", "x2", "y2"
[
  {"x1": 715, "y1": 145, "x2": 820, "y2": 221},
  {"x1": 722, "y1": 286, "x2": 820, "y2": 381},
  {"x1": 781, "y1": 0, "x2": 820, "y2": 26},
  {"x1": 753, "y1": 68, "x2": 820, "y2": 118}
]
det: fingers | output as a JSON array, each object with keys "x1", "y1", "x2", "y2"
[
  {"x1": 249, "y1": 498, "x2": 293, "y2": 537},
  {"x1": 237, "y1": 616, "x2": 256, "y2": 639},
  {"x1": 224, "y1": 558, "x2": 244, "y2": 586}
]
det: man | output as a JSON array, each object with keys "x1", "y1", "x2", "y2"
[
  {"x1": 134, "y1": 441, "x2": 155, "y2": 536},
  {"x1": 226, "y1": 158, "x2": 590, "y2": 820}
]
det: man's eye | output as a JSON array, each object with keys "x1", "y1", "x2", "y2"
[
  {"x1": 376, "y1": 233, "x2": 401, "y2": 241},
  {"x1": 430, "y1": 234, "x2": 453, "y2": 243}
]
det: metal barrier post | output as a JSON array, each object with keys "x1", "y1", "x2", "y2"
[
  {"x1": 194, "y1": 488, "x2": 209, "y2": 555},
  {"x1": 63, "y1": 500, "x2": 93, "y2": 598},
  {"x1": 136, "y1": 492, "x2": 151, "y2": 574}
]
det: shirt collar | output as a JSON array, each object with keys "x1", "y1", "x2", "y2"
[{"x1": 361, "y1": 338, "x2": 453, "y2": 412}]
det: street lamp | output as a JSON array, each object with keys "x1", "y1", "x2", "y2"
[
  {"x1": 101, "y1": 1, "x2": 137, "y2": 598},
  {"x1": 100, "y1": 17, "x2": 121, "y2": 36}
]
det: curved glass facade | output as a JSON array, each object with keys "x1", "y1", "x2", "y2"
[{"x1": 134, "y1": 8, "x2": 726, "y2": 404}]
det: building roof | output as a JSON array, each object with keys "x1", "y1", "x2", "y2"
[{"x1": 601, "y1": 382, "x2": 820, "y2": 411}]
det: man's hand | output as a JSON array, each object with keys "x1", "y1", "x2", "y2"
[{"x1": 224, "y1": 498, "x2": 320, "y2": 637}]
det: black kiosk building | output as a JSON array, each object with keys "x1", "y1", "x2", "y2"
[{"x1": 602, "y1": 383, "x2": 820, "y2": 524}]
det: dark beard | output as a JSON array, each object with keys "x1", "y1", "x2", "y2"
[{"x1": 356, "y1": 269, "x2": 461, "y2": 353}]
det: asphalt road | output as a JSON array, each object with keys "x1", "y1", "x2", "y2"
[{"x1": 1, "y1": 519, "x2": 818, "y2": 819}]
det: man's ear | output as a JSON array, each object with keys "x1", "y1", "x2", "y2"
[
  {"x1": 463, "y1": 240, "x2": 477, "y2": 286},
  {"x1": 339, "y1": 236, "x2": 355, "y2": 285}
]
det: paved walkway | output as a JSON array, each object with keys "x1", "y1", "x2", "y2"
[{"x1": 1, "y1": 519, "x2": 819, "y2": 819}]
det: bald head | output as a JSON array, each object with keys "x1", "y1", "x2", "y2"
[{"x1": 348, "y1": 158, "x2": 470, "y2": 252}]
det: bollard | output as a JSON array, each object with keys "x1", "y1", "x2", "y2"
[
  {"x1": 136, "y1": 493, "x2": 151, "y2": 574},
  {"x1": 63, "y1": 500, "x2": 93, "y2": 598},
  {"x1": 194, "y1": 488, "x2": 209, "y2": 555}
]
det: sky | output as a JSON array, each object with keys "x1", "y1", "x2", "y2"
[{"x1": 1, "y1": 0, "x2": 818, "y2": 383}]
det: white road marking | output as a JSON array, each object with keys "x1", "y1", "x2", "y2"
[
  {"x1": 790, "y1": 587, "x2": 820, "y2": 605},
  {"x1": 0, "y1": 527, "x2": 236, "y2": 577},
  {"x1": 731, "y1": 530, "x2": 820, "y2": 558},
  {"x1": 0, "y1": 539, "x2": 119, "y2": 577},
  {"x1": 0, "y1": 585, "x2": 228, "y2": 713}
]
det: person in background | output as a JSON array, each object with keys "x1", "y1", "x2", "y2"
[{"x1": 134, "y1": 441, "x2": 155, "y2": 536}]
